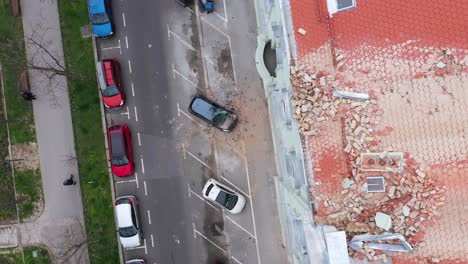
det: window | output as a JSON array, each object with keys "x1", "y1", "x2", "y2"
[{"x1": 327, "y1": 0, "x2": 356, "y2": 16}]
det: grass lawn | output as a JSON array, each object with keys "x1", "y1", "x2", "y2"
[
  {"x1": 57, "y1": 1, "x2": 119, "y2": 263},
  {"x1": 0, "y1": 246, "x2": 51, "y2": 264},
  {"x1": 23, "y1": 246, "x2": 51, "y2": 264},
  {"x1": 15, "y1": 169, "x2": 42, "y2": 221},
  {"x1": 0, "y1": 0, "x2": 21, "y2": 223}
]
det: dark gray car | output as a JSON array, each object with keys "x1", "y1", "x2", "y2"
[{"x1": 188, "y1": 95, "x2": 238, "y2": 132}]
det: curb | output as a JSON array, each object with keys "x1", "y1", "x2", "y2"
[{"x1": 89, "y1": 31, "x2": 125, "y2": 264}]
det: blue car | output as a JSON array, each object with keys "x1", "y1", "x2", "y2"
[{"x1": 88, "y1": 0, "x2": 113, "y2": 38}]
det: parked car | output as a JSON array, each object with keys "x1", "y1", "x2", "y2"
[
  {"x1": 115, "y1": 196, "x2": 142, "y2": 248},
  {"x1": 125, "y1": 259, "x2": 145, "y2": 264},
  {"x1": 88, "y1": 0, "x2": 113, "y2": 38},
  {"x1": 202, "y1": 179, "x2": 246, "y2": 214},
  {"x1": 108, "y1": 124, "x2": 134, "y2": 177},
  {"x1": 96, "y1": 59, "x2": 125, "y2": 108},
  {"x1": 177, "y1": 0, "x2": 192, "y2": 7},
  {"x1": 188, "y1": 95, "x2": 238, "y2": 132}
]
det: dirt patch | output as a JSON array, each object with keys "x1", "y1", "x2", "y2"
[{"x1": 9, "y1": 142, "x2": 40, "y2": 171}]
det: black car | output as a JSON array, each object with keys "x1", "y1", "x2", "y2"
[
  {"x1": 178, "y1": 0, "x2": 192, "y2": 7},
  {"x1": 188, "y1": 95, "x2": 238, "y2": 132}
]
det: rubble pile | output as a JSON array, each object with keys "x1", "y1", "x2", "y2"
[{"x1": 290, "y1": 65, "x2": 447, "y2": 261}]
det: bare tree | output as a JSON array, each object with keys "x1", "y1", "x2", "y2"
[{"x1": 0, "y1": 20, "x2": 90, "y2": 107}]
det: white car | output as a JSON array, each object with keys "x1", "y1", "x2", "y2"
[
  {"x1": 202, "y1": 179, "x2": 246, "y2": 214},
  {"x1": 115, "y1": 196, "x2": 142, "y2": 248}
]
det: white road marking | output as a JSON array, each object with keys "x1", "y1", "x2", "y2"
[
  {"x1": 193, "y1": 228, "x2": 226, "y2": 254},
  {"x1": 143, "y1": 180, "x2": 147, "y2": 196},
  {"x1": 177, "y1": 108, "x2": 205, "y2": 128},
  {"x1": 225, "y1": 215, "x2": 256, "y2": 239},
  {"x1": 140, "y1": 156, "x2": 145, "y2": 173},
  {"x1": 128, "y1": 59, "x2": 132, "y2": 73},
  {"x1": 130, "y1": 239, "x2": 147, "y2": 254},
  {"x1": 181, "y1": 143, "x2": 186, "y2": 159},
  {"x1": 151, "y1": 234, "x2": 155, "y2": 248},
  {"x1": 137, "y1": 132, "x2": 141, "y2": 146},
  {"x1": 167, "y1": 24, "x2": 199, "y2": 52},
  {"x1": 187, "y1": 184, "x2": 191, "y2": 198},
  {"x1": 121, "y1": 106, "x2": 130, "y2": 119},
  {"x1": 147, "y1": 210, "x2": 152, "y2": 225},
  {"x1": 125, "y1": 35, "x2": 129, "y2": 49},
  {"x1": 134, "y1": 106, "x2": 139, "y2": 122},
  {"x1": 122, "y1": 13, "x2": 126, "y2": 27},
  {"x1": 176, "y1": 103, "x2": 181, "y2": 117},
  {"x1": 172, "y1": 66, "x2": 198, "y2": 88},
  {"x1": 241, "y1": 143, "x2": 262, "y2": 264},
  {"x1": 200, "y1": 17, "x2": 237, "y2": 84},
  {"x1": 220, "y1": 175, "x2": 249, "y2": 198},
  {"x1": 115, "y1": 179, "x2": 137, "y2": 184},
  {"x1": 131, "y1": 82, "x2": 135, "y2": 96},
  {"x1": 205, "y1": 56, "x2": 215, "y2": 65},
  {"x1": 135, "y1": 172, "x2": 139, "y2": 188},
  {"x1": 101, "y1": 45, "x2": 120, "y2": 51},
  {"x1": 188, "y1": 185, "x2": 220, "y2": 212},
  {"x1": 119, "y1": 39, "x2": 122, "y2": 55},
  {"x1": 232, "y1": 256, "x2": 242, "y2": 264},
  {"x1": 184, "y1": 149, "x2": 215, "y2": 173},
  {"x1": 192, "y1": 222, "x2": 196, "y2": 238}
]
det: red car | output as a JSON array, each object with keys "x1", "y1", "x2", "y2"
[
  {"x1": 96, "y1": 58, "x2": 125, "y2": 108},
  {"x1": 108, "y1": 124, "x2": 134, "y2": 177}
]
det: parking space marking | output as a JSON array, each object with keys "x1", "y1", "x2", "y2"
[
  {"x1": 115, "y1": 179, "x2": 137, "y2": 184},
  {"x1": 131, "y1": 82, "x2": 135, "y2": 96},
  {"x1": 134, "y1": 106, "x2": 139, "y2": 122},
  {"x1": 167, "y1": 24, "x2": 199, "y2": 52},
  {"x1": 241, "y1": 142, "x2": 261, "y2": 264},
  {"x1": 193, "y1": 227, "x2": 226, "y2": 254},
  {"x1": 187, "y1": 184, "x2": 220, "y2": 212},
  {"x1": 220, "y1": 175, "x2": 249, "y2": 198},
  {"x1": 151, "y1": 234, "x2": 155, "y2": 248},
  {"x1": 135, "y1": 172, "x2": 139, "y2": 188},
  {"x1": 200, "y1": 17, "x2": 237, "y2": 84},
  {"x1": 125, "y1": 35, "x2": 129, "y2": 49},
  {"x1": 140, "y1": 156, "x2": 145, "y2": 174},
  {"x1": 225, "y1": 215, "x2": 255, "y2": 239},
  {"x1": 122, "y1": 13, "x2": 126, "y2": 27},
  {"x1": 232, "y1": 256, "x2": 242, "y2": 264},
  {"x1": 176, "y1": 103, "x2": 206, "y2": 128},
  {"x1": 184, "y1": 149, "x2": 215, "y2": 173},
  {"x1": 172, "y1": 64, "x2": 198, "y2": 88},
  {"x1": 121, "y1": 106, "x2": 130, "y2": 119},
  {"x1": 137, "y1": 132, "x2": 141, "y2": 146},
  {"x1": 128, "y1": 59, "x2": 132, "y2": 73},
  {"x1": 147, "y1": 210, "x2": 152, "y2": 225},
  {"x1": 143, "y1": 180, "x2": 147, "y2": 196},
  {"x1": 128, "y1": 239, "x2": 147, "y2": 254},
  {"x1": 181, "y1": 143, "x2": 187, "y2": 159}
]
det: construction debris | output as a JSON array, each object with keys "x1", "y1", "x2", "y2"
[{"x1": 290, "y1": 65, "x2": 447, "y2": 262}]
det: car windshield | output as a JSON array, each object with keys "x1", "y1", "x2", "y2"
[
  {"x1": 119, "y1": 226, "x2": 138, "y2": 238},
  {"x1": 215, "y1": 190, "x2": 239, "y2": 210},
  {"x1": 90, "y1": 12, "x2": 109, "y2": 25},
  {"x1": 102, "y1": 84, "x2": 119, "y2": 97}
]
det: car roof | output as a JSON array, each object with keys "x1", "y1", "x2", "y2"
[
  {"x1": 110, "y1": 130, "x2": 125, "y2": 157},
  {"x1": 88, "y1": 0, "x2": 105, "y2": 13},
  {"x1": 191, "y1": 97, "x2": 216, "y2": 121},
  {"x1": 116, "y1": 203, "x2": 133, "y2": 228}
]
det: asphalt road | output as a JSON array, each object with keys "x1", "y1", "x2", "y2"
[{"x1": 96, "y1": 0, "x2": 288, "y2": 263}]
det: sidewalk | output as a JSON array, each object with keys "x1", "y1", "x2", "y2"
[{"x1": 1, "y1": 0, "x2": 89, "y2": 262}]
